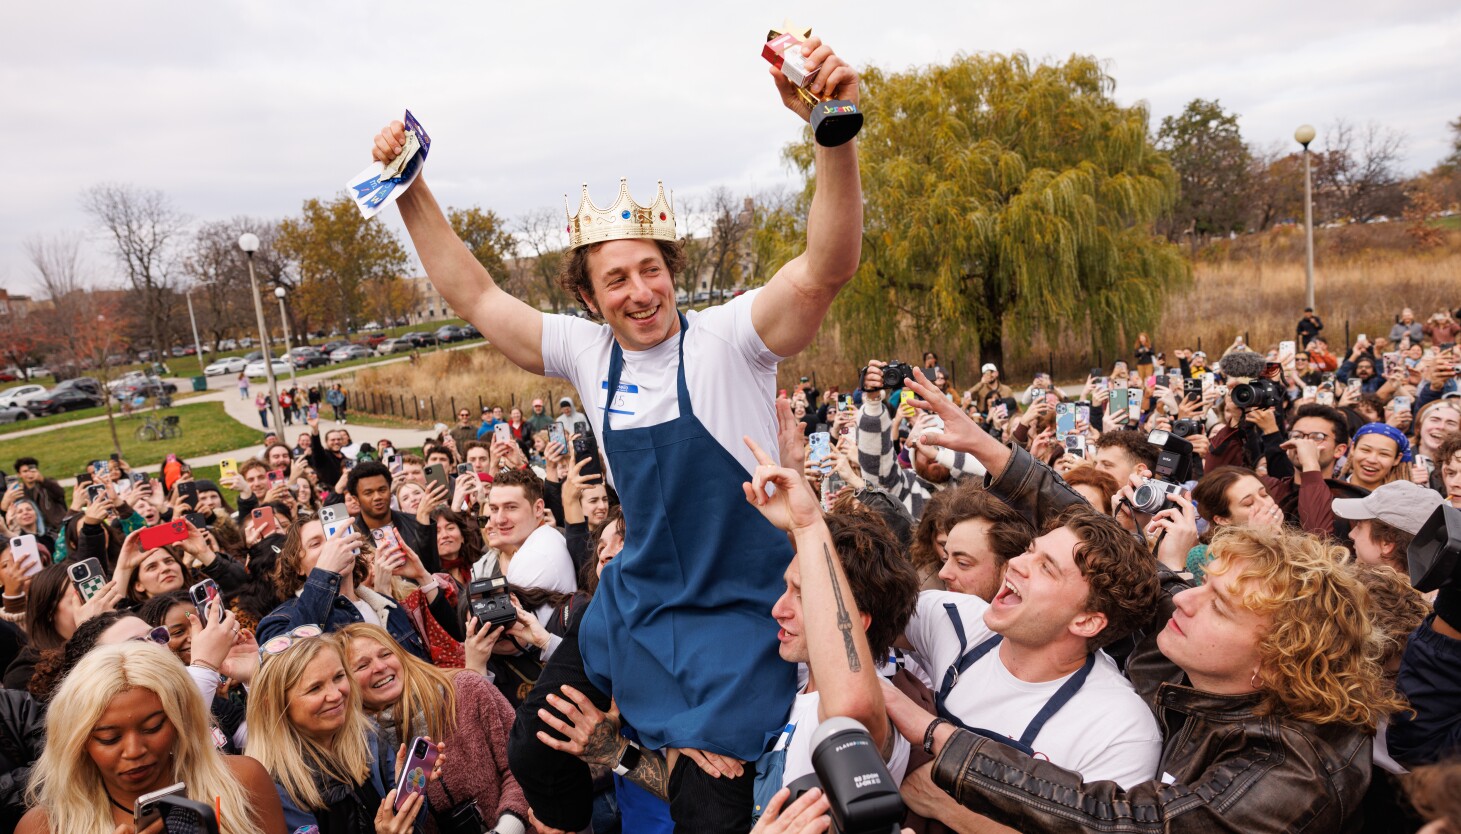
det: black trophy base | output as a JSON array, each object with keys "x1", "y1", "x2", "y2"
[{"x1": 812, "y1": 99, "x2": 863, "y2": 147}]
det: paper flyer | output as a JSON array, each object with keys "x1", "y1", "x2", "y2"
[{"x1": 347, "y1": 109, "x2": 431, "y2": 219}]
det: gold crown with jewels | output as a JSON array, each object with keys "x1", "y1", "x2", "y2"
[{"x1": 564, "y1": 178, "x2": 677, "y2": 250}]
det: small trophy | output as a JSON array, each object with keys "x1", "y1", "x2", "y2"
[{"x1": 762, "y1": 22, "x2": 863, "y2": 147}]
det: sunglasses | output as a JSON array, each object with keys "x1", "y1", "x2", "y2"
[
  {"x1": 258, "y1": 624, "x2": 324, "y2": 661},
  {"x1": 131, "y1": 625, "x2": 171, "y2": 645}
]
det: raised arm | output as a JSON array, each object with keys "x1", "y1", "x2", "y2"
[
  {"x1": 371, "y1": 123, "x2": 545, "y2": 374},
  {"x1": 751, "y1": 37, "x2": 863, "y2": 358}
]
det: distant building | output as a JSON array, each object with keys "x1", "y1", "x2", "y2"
[{"x1": 403, "y1": 275, "x2": 449, "y2": 323}]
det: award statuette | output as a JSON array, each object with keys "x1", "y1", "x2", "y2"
[{"x1": 762, "y1": 23, "x2": 863, "y2": 147}]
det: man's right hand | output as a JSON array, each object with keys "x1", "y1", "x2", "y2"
[
  {"x1": 861, "y1": 359, "x2": 885, "y2": 400},
  {"x1": 372, "y1": 120, "x2": 409, "y2": 164},
  {"x1": 316, "y1": 529, "x2": 363, "y2": 576}
]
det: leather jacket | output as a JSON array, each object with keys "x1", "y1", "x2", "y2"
[
  {"x1": 927, "y1": 440, "x2": 1376, "y2": 832},
  {"x1": 0, "y1": 689, "x2": 45, "y2": 831}
]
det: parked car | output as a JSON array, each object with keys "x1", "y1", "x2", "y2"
[
  {"x1": 403, "y1": 331, "x2": 439, "y2": 347},
  {"x1": 287, "y1": 347, "x2": 329, "y2": 369},
  {"x1": 359, "y1": 332, "x2": 388, "y2": 348},
  {"x1": 434, "y1": 325, "x2": 465, "y2": 343},
  {"x1": 244, "y1": 359, "x2": 293, "y2": 379},
  {"x1": 242, "y1": 351, "x2": 264, "y2": 363},
  {"x1": 375, "y1": 338, "x2": 413, "y2": 356},
  {"x1": 25, "y1": 366, "x2": 51, "y2": 379},
  {"x1": 111, "y1": 376, "x2": 178, "y2": 402},
  {"x1": 319, "y1": 340, "x2": 350, "y2": 355},
  {"x1": 0, "y1": 405, "x2": 35, "y2": 424},
  {"x1": 51, "y1": 377, "x2": 102, "y2": 397},
  {"x1": 0, "y1": 384, "x2": 47, "y2": 408},
  {"x1": 216, "y1": 339, "x2": 239, "y2": 351},
  {"x1": 460, "y1": 324, "x2": 481, "y2": 340},
  {"x1": 204, "y1": 356, "x2": 249, "y2": 376},
  {"x1": 330, "y1": 344, "x2": 373, "y2": 363},
  {"x1": 30, "y1": 388, "x2": 105, "y2": 414}
]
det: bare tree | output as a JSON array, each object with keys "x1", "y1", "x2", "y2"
[
  {"x1": 183, "y1": 218, "x2": 283, "y2": 346},
  {"x1": 81, "y1": 184, "x2": 187, "y2": 357},
  {"x1": 512, "y1": 207, "x2": 569, "y2": 312},
  {"x1": 22, "y1": 233, "x2": 91, "y2": 374},
  {"x1": 1314, "y1": 120, "x2": 1408, "y2": 222}
]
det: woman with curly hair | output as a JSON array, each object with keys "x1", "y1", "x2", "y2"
[
  {"x1": 883, "y1": 523, "x2": 1407, "y2": 833},
  {"x1": 17, "y1": 641, "x2": 283, "y2": 834}
]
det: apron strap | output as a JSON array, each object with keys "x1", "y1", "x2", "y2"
[
  {"x1": 936, "y1": 603, "x2": 1002, "y2": 720},
  {"x1": 1015, "y1": 651, "x2": 1096, "y2": 750},
  {"x1": 603, "y1": 312, "x2": 692, "y2": 438}
]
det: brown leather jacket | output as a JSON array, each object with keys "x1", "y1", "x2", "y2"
[{"x1": 932, "y1": 442, "x2": 1375, "y2": 832}]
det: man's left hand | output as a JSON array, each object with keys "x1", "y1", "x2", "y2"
[{"x1": 769, "y1": 35, "x2": 859, "y2": 123}]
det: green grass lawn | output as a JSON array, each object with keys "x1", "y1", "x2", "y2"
[
  {"x1": 1, "y1": 403, "x2": 264, "y2": 483},
  {"x1": 1429, "y1": 215, "x2": 1461, "y2": 230}
]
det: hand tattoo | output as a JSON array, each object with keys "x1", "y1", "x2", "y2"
[
  {"x1": 826, "y1": 543, "x2": 861, "y2": 672},
  {"x1": 580, "y1": 712, "x2": 623, "y2": 768}
]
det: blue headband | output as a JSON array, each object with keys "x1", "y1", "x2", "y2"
[{"x1": 1352, "y1": 423, "x2": 1413, "y2": 463}]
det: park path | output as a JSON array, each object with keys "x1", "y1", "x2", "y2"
[{"x1": 1, "y1": 350, "x2": 467, "y2": 487}]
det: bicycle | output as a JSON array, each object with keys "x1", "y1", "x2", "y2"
[{"x1": 135, "y1": 413, "x2": 182, "y2": 441}]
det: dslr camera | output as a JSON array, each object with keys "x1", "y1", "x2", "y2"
[
  {"x1": 468, "y1": 574, "x2": 518, "y2": 629},
  {"x1": 783, "y1": 717, "x2": 905, "y2": 834},
  {"x1": 1229, "y1": 378, "x2": 1284, "y2": 411},
  {"x1": 1131, "y1": 429, "x2": 1194, "y2": 514},
  {"x1": 864, "y1": 361, "x2": 914, "y2": 391},
  {"x1": 1409, "y1": 504, "x2": 1461, "y2": 592},
  {"x1": 1171, "y1": 419, "x2": 1203, "y2": 439}
]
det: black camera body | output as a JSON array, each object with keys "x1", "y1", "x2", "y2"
[
  {"x1": 1230, "y1": 378, "x2": 1284, "y2": 410},
  {"x1": 1131, "y1": 429, "x2": 1194, "y2": 513},
  {"x1": 784, "y1": 717, "x2": 904, "y2": 834},
  {"x1": 879, "y1": 361, "x2": 915, "y2": 391},
  {"x1": 1409, "y1": 504, "x2": 1461, "y2": 593},
  {"x1": 1171, "y1": 419, "x2": 1203, "y2": 438},
  {"x1": 468, "y1": 575, "x2": 518, "y2": 629}
]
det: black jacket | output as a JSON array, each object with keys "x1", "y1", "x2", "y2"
[{"x1": 0, "y1": 689, "x2": 44, "y2": 831}]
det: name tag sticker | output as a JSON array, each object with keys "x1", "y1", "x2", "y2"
[{"x1": 600, "y1": 380, "x2": 640, "y2": 415}]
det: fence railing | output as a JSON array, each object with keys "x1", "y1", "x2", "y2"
[{"x1": 338, "y1": 388, "x2": 568, "y2": 424}]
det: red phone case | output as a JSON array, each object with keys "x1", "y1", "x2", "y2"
[{"x1": 139, "y1": 521, "x2": 189, "y2": 550}]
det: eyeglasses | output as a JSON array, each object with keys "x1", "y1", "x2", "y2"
[
  {"x1": 1288, "y1": 430, "x2": 1332, "y2": 443},
  {"x1": 130, "y1": 625, "x2": 171, "y2": 645},
  {"x1": 258, "y1": 624, "x2": 324, "y2": 660}
]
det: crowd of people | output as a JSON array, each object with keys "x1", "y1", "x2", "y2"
[{"x1": 1, "y1": 31, "x2": 1460, "y2": 834}]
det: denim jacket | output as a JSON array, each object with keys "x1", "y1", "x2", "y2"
[{"x1": 257, "y1": 568, "x2": 430, "y2": 662}]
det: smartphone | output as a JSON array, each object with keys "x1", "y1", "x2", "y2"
[
  {"x1": 838, "y1": 395, "x2": 854, "y2": 414},
  {"x1": 308, "y1": 403, "x2": 320, "y2": 420},
  {"x1": 1108, "y1": 386, "x2": 1129, "y2": 419},
  {"x1": 493, "y1": 423, "x2": 512, "y2": 445},
  {"x1": 85, "y1": 483, "x2": 108, "y2": 503},
  {"x1": 1391, "y1": 395, "x2": 1412, "y2": 412},
  {"x1": 386, "y1": 452, "x2": 403, "y2": 474},
  {"x1": 266, "y1": 469, "x2": 285, "y2": 486},
  {"x1": 1183, "y1": 378, "x2": 1203, "y2": 402},
  {"x1": 1128, "y1": 395, "x2": 1141, "y2": 424},
  {"x1": 68, "y1": 557, "x2": 107, "y2": 602},
  {"x1": 1303, "y1": 385, "x2": 1317, "y2": 400},
  {"x1": 219, "y1": 458, "x2": 239, "y2": 481},
  {"x1": 8, "y1": 535, "x2": 42, "y2": 577},
  {"x1": 189, "y1": 579, "x2": 220, "y2": 623},
  {"x1": 92, "y1": 459, "x2": 109, "y2": 479},
  {"x1": 394, "y1": 736, "x2": 441, "y2": 811},
  {"x1": 1075, "y1": 402, "x2": 1091, "y2": 425},
  {"x1": 184, "y1": 511, "x2": 209, "y2": 530},
  {"x1": 455, "y1": 462, "x2": 472, "y2": 476},
  {"x1": 808, "y1": 431, "x2": 832, "y2": 469},
  {"x1": 139, "y1": 519, "x2": 190, "y2": 550},
  {"x1": 250, "y1": 506, "x2": 278, "y2": 538},
  {"x1": 424, "y1": 463, "x2": 452, "y2": 498},
  {"x1": 1089, "y1": 367, "x2": 1104, "y2": 379},
  {"x1": 1029, "y1": 387, "x2": 1046, "y2": 403},
  {"x1": 320, "y1": 503, "x2": 359, "y2": 555},
  {"x1": 573, "y1": 435, "x2": 603, "y2": 478},
  {"x1": 1279, "y1": 340, "x2": 1295, "y2": 359},
  {"x1": 1055, "y1": 403, "x2": 1076, "y2": 438},
  {"x1": 1097, "y1": 376, "x2": 1110, "y2": 391},
  {"x1": 342, "y1": 458, "x2": 355, "y2": 472},
  {"x1": 1347, "y1": 378, "x2": 1362, "y2": 396},
  {"x1": 548, "y1": 423, "x2": 568, "y2": 451},
  {"x1": 1167, "y1": 371, "x2": 1182, "y2": 391},
  {"x1": 1064, "y1": 435, "x2": 1087, "y2": 457},
  {"x1": 1317, "y1": 390, "x2": 1335, "y2": 406},
  {"x1": 176, "y1": 480, "x2": 199, "y2": 510},
  {"x1": 993, "y1": 402, "x2": 1008, "y2": 420},
  {"x1": 370, "y1": 525, "x2": 400, "y2": 552},
  {"x1": 134, "y1": 781, "x2": 188, "y2": 831}
]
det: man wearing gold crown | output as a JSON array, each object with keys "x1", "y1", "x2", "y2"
[{"x1": 369, "y1": 33, "x2": 860, "y2": 832}]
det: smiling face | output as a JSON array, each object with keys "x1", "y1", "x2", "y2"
[
  {"x1": 1349, "y1": 434, "x2": 1401, "y2": 488},
  {"x1": 348, "y1": 636, "x2": 405, "y2": 711},
  {"x1": 436, "y1": 518, "x2": 463, "y2": 559},
  {"x1": 581, "y1": 484, "x2": 610, "y2": 526},
  {"x1": 1157, "y1": 556, "x2": 1269, "y2": 693},
  {"x1": 487, "y1": 484, "x2": 541, "y2": 552},
  {"x1": 596, "y1": 518, "x2": 623, "y2": 577},
  {"x1": 984, "y1": 527, "x2": 1101, "y2": 647},
  {"x1": 134, "y1": 550, "x2": 184, "y2": 598},
  {"x1": 266, "y1": 445, "x2": 292, "y2": 470},
  {"x1": 86, "y1": 686, "x2": 178, "y2": 799},
  {"x1": 286, "y1": 647, "x2": 353, "y2": 739},
  {"x1": 938, "y1": 518, "x2": 1004, "y2": 601},
  {"x1": 583, "y1": 239, "x2": 680, "y2": 352},
  {"x1": 1418, "y1": 405, "x2": 1460, "y2": 456},
  {"x1": 162, "y1": 602, "x2": 193, "y2": 664}
]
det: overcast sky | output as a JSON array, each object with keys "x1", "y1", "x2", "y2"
[{"x1": 5, "y1": 0, "x2": 1457, "y2": 293}]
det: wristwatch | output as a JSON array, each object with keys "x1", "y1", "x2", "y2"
[{"x1": 613, "y1": 739, "x2": 642, "y2": 776}]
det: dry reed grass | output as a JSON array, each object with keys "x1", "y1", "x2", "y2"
[{"x1": 349, "y1": 347, "x2": 573, "y2": 422}]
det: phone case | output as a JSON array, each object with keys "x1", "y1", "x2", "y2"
[
  {"x1": 251, "y1": 507, "x2": 278, "y2": 538},
  {"x1": 219, "y1": 459, "x2": 238, "y2": 480},
  {"x1": 70, "y1": 558, "x2": 107, "y2": 602},
  {"x1": 190, "y1": 579, "x2": 220, "y2": 622},
  {"x1": 134, "y1": 781, "x2": 188, "y2": 830},
  {"x1": 808, "y1": 432, "x2": 831, "y2": 465},
  {"x1": 9, "y1": 535, "x2": 42, "y2": 576},
  {"x1": 394, "y1": 737, "x2": 441, "y2": 810},
  {"x1": 139, "y1": 520, "x2": 190, "y2": 551}
]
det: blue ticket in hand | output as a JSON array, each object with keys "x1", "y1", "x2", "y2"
[{"x1": 347, "y1": 109, "x2": 432, "y2": 219}]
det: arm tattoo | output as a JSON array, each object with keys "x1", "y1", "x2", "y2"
[
  {"x1": 631, "y1": 750, "x2": 670, "y2": 801},
  {"x1": 826, "y1": 543, "x2": 862, "y2": 672}
]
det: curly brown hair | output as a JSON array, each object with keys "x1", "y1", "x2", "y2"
[
  {"x1": 1406, "y1": 759, "x2": 1461, "y2": 834},
  {"x1": 1042, "y1": 504, "x2": 1159, "y2": 651},
  {"x1": 1353, "y1": 564, "x2": 1429, "y2": 674},
  {"x1": 908, "y1": 487, "x2": 957, "y2": 580},
  {"x1": 1204, "y1": 525, "x2": 1408, "y2": 727},
  {"x1": 557, "y1": 239, "x2": 687, "y2": 321},
  {"x1": 941, "y1": 483, "x2": 1033, "y2": 570},
  {"x1": 823, "y1": 511, "x2": 920, "y2": 660},
  {"x1": 273, "y1": 514, "x2": 368, "y2": 599}
]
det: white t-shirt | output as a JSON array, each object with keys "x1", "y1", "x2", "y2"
[
  {"x1": 503, "y1": 524, "x2": 577, "y2": 621},
  {"x1": 540, "y1": 290, "x2": 784, "y2": 487},
  {"x1": 906, "y1": 590, "x2": 1162, "y2": 788},
  {"x1": 778, "y1": 690, "x2": 910, "y2": 789},
  {"x1": 351, "y1": 598, "x2": 383, "y2": 627}
]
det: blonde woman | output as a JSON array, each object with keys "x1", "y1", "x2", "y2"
[
  {"x1": 244, "y1": 628, "x2": 438, "y2": 834},
  {"x1": 342, "y1": 623, "x2": 528, "y2": 833},
  {"x1": 17, "y1": 642, "x2": 282, "y2": 834}
]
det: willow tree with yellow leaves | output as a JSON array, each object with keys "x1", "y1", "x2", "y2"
[{"x1": 782, "y1": 52, "x2": 1190, "y2": 371}]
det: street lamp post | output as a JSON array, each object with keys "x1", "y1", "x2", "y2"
[
  {"x1": 184, "y1": 289, "x2": 206, "y2": 375},
  {"x1": 1295, "y1": 124, "x2": 1317, "y2": 311},
  {"x1": 274, "y1": 287, "x2": 299, "y2": 389},
  {"x1": 238, "y1": 233, "x2": 284, "y2": 433}
]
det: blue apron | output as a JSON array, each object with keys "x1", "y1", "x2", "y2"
[
  {"x1": 578, "y1": 313, "x2": 797, "y2": 759},
  {"x1": 935, "y1": 603, "x2": 1094, "y2": 756}
]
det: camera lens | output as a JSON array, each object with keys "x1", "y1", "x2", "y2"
[
  {"x1": 415, "y1": 740, "x2": 428, "y2": 755},
  {"x1": 1132, "y1": 482, "x2": 1168, "y2": 514}
]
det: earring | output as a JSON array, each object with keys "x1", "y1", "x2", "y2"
[{"x1": 1250, "y1": 669, "x2": 1262, "y2": 689}]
